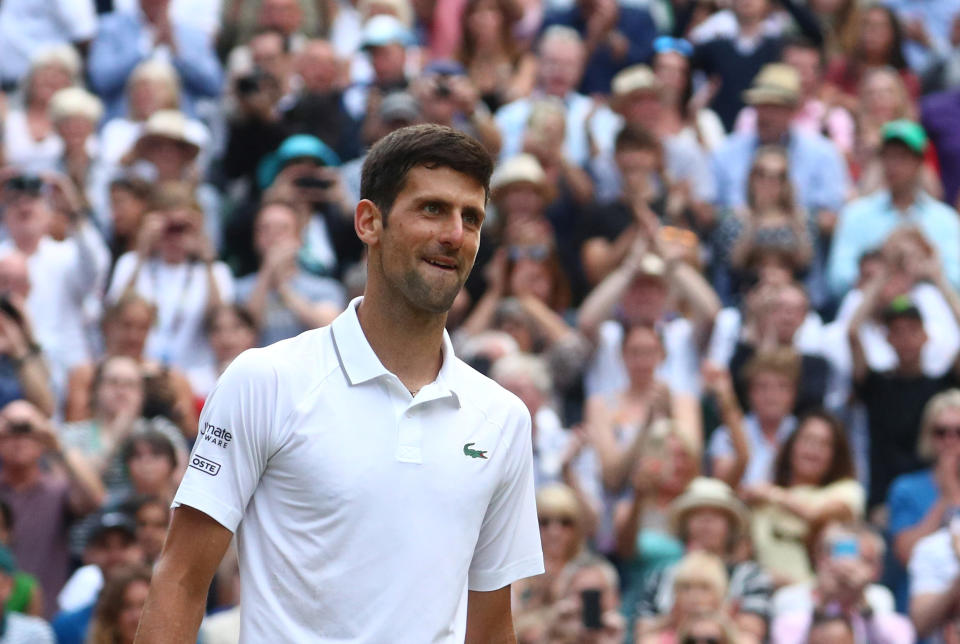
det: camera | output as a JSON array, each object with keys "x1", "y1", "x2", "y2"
[
  {"x1": 235, "y1": 68, "x2": 272, "y2": 96},
  {"x1": 7, "y1": 421, "x2": 32, "y2": 435},
  {"x1": 4, "y1": 174, "x2": 43, "y2": 195},
  {"x1": 294, "y1": 175, "x2": 334, "y2": 190},
  {"x1": 434, "y1": 78, "x2": 452, "y2": 98}
]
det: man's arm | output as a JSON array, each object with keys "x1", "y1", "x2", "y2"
[
  {"x1": 135, "y1": 506, "x2": 233, "y2": 643},
  {"x1": 465, "y1": 586, "x2": 515, "y2": 644}
]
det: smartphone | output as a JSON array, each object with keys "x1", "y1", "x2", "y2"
[
  {"x1": 581, "y1": 588, "x2": 602, "y2": 630},
  {"x1": 830, "y1": 535, "x2": 859, "y2": 560}
]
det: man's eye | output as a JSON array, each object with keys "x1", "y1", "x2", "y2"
[{"x1": 424, "y1": 203, "x2": 441, "y2": 214}]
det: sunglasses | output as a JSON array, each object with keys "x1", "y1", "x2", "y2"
[
  {"x1": 682, "y1": 638, "x2": 721, "y2": 644},
  {"x1": 538, "y1": 516, "x2": 575, "y2": 529},
  {"x1": 932, "y1": 425, "x2": 960, "y2": 440},
  {"x1": 753, "y1": 167, "x2": 787, "y2": 181},
  {"x1": 654, "y1": 36, "x2": 694, "y2": 57},
  {"x1": 508, "y1": 244, "x2": 551, "y2": 262}
]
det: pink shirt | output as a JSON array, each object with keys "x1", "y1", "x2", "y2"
[{"x1": 734, "y1": 98, "x2": 855, "y2": 155}]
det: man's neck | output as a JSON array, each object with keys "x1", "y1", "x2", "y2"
[
  {"x1": 738, "y1": 17, "x2": 763, "y2": 38},
  {"x1": 891, "y1": 186, "x2": 918, "y2": 211},
  {"x1": 757, "y1": 415, "x2": 783, "y2": 438},
  {"x1": 895, "y1": 359, "x2": 923, "y2": 377},
  {"x1": 356, "y1": 282, "x2": 447, "y2": 394},
  {"x1": 0, "y1": 465, "x2": 39, "y2": 489}
]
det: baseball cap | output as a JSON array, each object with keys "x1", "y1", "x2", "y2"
[
  {"x1": 379, "y1": 91, "x2": 420, "y2": 123},
  {"x1": 86, "y1": 511, "x2": 137, "y2": 547},
  {"x1": 881, "y1": 120, "x2": 928, "y2": 155},
  {"x1": 742, "y1": 64, "x2": 801, "y2": 106},
  {"x1": 882, "y1": 295, "x2": 923, "y2": 324},
  {"x1": 361, "y1": 14, "x2": 415, "y2": 49},
  {"x1": 653, "y1": 36, "x2": 693, "y2": 58},
  {"x1": 257, "y1": 134, "x2": 341, "y2": 189}
]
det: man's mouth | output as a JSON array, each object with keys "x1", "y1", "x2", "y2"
[{"x1": 423, "y1": 256, "x2": 458, "y2": 271}]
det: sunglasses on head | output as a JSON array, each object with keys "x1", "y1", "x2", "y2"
[
  {"x1": 538, "y1": 515, "x2": 575, "y2": 528},
  {"x1": 682, "y1": 637, "x2": 721, "y2": 644},
  {"x1": 932, "y1": 425, "x2": 960, "y2": 439},
  {"x1": 654, "y1": 36, "x2": 694, "y2": 57}
]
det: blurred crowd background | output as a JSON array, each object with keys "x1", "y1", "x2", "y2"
[{"x1": 2, "y1": 0, "x2": 960, "y2": 642}]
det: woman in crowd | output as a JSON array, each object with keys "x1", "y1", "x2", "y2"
[
  {"x1": 64, "y1": 294, "x2": 197, "y2": 439},
  {"x1": 107, "y1": 183, "x2": 234, "y2": 397},
  {"x1": 825, "y1": 5, "x2": 920, "y2": 105},
  {"x1": 713, "y1": 147, "x2": 813, "y2": 297},
  {"x1": 809, "y1": 0, "x2": 860, "y2": 59},
  {"x1": 457, "y1": 0, "x2": 537, "y2": 113},
  {"x1": 105, "y1": 177, "x2": 154, "y2": 272},
  {"x1": 743, "y1": 410, "x2": 864, "y2": 586},
  {"x1": 635, "y1": 551, "x2": 733, "y2": 644},
  {"x1": 87, "y1": 565, "x2": 152, "y2": 644},
  {"x1": 651, "y1": 37, "x2": 726, "y2": 152},
  {"x1": 206, "y1": 304, "x2": 259, "y2": 383},
  {"x1": 887, "y1": 389, "x2": 960, "y2": 607},
  {"x1": 48, "y1": 87, "x2": 103, "y2": 211},
  {"x1": 4, "y1": 45, "x2": 80, "y2": 172},
  {"x1": 512, "y1": 484, "x2": 591, "y2": 623}
]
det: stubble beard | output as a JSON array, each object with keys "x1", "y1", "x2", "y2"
[{"x1": 395, "y1": 265, "x2": 463, "y2": 314}]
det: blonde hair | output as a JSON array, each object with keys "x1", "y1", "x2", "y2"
[
  {"x1": 536, "y1": 483, "x2": 585, "y2": 562},
  {"x1": 49, "y1": 87, "x2": 104, "y2": 124},
  {"x1": 917, "y1": 389, "x2": 960, "y2": 461},
  {"x1": 127, "y1": 60, "x2": 182, "y2": 115},
  {"x1": 28, "y1": 44, "x2": 81, "y2": 80},
  {"x1": 673, "y1": 551, "x2": 728, "y2": 600},
  {"x1": 491, "y1": 352, "x2": 553, "y2": 396}
]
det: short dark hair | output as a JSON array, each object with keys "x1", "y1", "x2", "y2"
[
  {"x1": 122, "y1": 430, "x2": 177, "y2": 471},
  {"x1": 615, "y1": 123, "x2": 661, "y2": 155},
  {"x1": 782, "y1": 35, "x2": 826, "y2": 69},
  {"x1": 360, "y1": 124, "x2": 493, "y2": 224},
  {"x1": 773, "y1": 409, "x2": 856, "y2": 487}
]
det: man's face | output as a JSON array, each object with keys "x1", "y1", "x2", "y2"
[
  {"x1": 370, "y1": 43, "x2": 406, "y2": 85},
  {"x1": 538, "y1": 38, "x2": 584, "y2": 97},
  {"x1": 259, "y1": 0, "x2": 302, "y2": 35},
  {"x1": 3, "y1": 191, "x2": 51, "y2": 250},
  {"x1": 770, "y1": 287, "x2": 807, "y2": 344},
  {"x1": 783, "y1": 47, "x2": 821, "y2": 96},
  {"x1": 755, "y1": 103, "x2": 794, "y2": 143},
  {"x1": 0, "y1": 405, "x2": 45, "y2": 470},
  {"x1": 621, "y1": 276, "x2": 667, "y2": 325},
  {"x1": 297, "y1": 42, "x2": 338, "y2": 92},
  {"x1": 250, "y1": 32, "x2": 287, "y2": 82},
  {"x1": 372, "y1": 166, "x2": 486, "y2": 314},
  {"x1": 620, "y1": 90, "x2": 662, "y2": 126},
  {"x1": 747, "y1": 371, "x2": 796, "y2": 422},
  {"x1": 254, "y1": 204, "x2": 300, "y2": 256},
  {"x1": 881, "y1": 143, "x2": 922, "y2": 194},
  {"x1": 733, "y1": 0, "x2": 769, "y2": 22},
  {"x1": 616, "y1": 147, "x2": 658, "y2": 197},
  {"x1": 94, "y1": 532, "x2": 143, "y2": 576},
  {"x1": 886, "y1": 317, "x2": 927, "y2": 365}
]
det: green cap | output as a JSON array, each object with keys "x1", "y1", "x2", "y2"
[
  {"x1": 883, "y1": 294, "x2": 922, "y2": 323},
  {"x1": 881, "y1": 120, "x2": 928, "y2": 155}
]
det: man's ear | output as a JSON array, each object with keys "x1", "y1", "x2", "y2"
[{"x1": 355, "y1": 199, "x2": 383, "y2": 247}]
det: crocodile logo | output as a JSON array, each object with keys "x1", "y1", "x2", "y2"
[{"x1": 463, "y1": 442, "x2": 488, "y2": 459}]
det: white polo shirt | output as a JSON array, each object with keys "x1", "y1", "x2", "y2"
[{"x1": 174, "y1": 298, "x2": 544, "y2": 643}]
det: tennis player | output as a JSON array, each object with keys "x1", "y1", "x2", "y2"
[{"x1": 135, "y1": 125, "x2": 544, "y2": 643}]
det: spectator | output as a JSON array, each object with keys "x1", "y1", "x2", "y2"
[
  {"x1": 825, "y1": 5, "x2": 920, "y2": 105},
  {"x1": 106, "y1": 183, "x2": 234, "y2": 396},
  {"x1": 0, "y1": 501, "x2": 42, "y2": 616},
  {"x1": 887, "y1": 389, "x2": 960, "y2": 608},
  {"x1": 205, "y1": 304, "x2": 259, "y2": 381},
  {"x1": 236, "y1": 199, "x2": 345, "y2": 346},
  {"x1": 908, "y1": 517, "x2": 960, "y2": 641},
  {"x1": 104, "y1": 177, "x2": 154, "y2": 271},
  {"x1": 456, "y1": 0, "x2": 537, "y2": 113},
  {"x1": 540, "y1": 0, "x2": 658, "y2": 96},
  {"x1": 344, "y1": 15, "x2": 417, "y2": 125},
  {"x1": 829, "y1": 120, "x2": 960, "y2": 297},
  {"x1": 495, "y1": 25, "x2": 620, "y2": 165},
  {"x1": 651, "y1": 36, "x2": 726, "y2": 152},
  {"x1": 4, "y1": 46, "x2": 80, "y2": 173},
  {"x1": 712, "y1": 64, "x2": 850, "y2": 286},
  {"x1": 129, "y1": 496, "x2": 168, "y2": 566},
  {"x1": 634, "y1": 551, "x2": 732, "y2": 644},
  {"x1": 847, "y1": 232, "x2": 960, "y2": 504},
  {"x1": 88, "y1": 0, "x2": 224, "y2": 120},
  {"x1": 690, "y1": 0, "x2": 824, "y2": 130},
  {"x1": 48, "y1": 88, "x2": 104, "y2": 213},
  {"x1": 675, "y1": 612, "x2": 741, "y2": 644},
  {"x1": 921, "y1": 85, "x2": 960, "y2": 208},
  {"x1": 708, "y1": 348, "x2": 799, "y2": 486},
  {"x1": 807, "y1": 0, "x2": 860, "y2": 59},
  {"x1": 0, "y1": 401, "x2": 104, "y2": 617},
  {"x1": 633, "y1": 477, "x2": 773, "y2": 643},
  {"x1": 0, "y1": 171, "x2": 110, "y2": 397},
  {"x1": 0, "y1": 546, "x2": 53, "y2": 642},
  {"x1": 772, "y1": 520, "x2": 916, "y2": 643},
  {"x1": 535, "y1": 557, "x2": 627, "y2": 644},
  {"x1": 742, "y1": 409, "x2": 864, "y2": 585},
  {"x1": 86, "y1": 565, "x2": 151, "y2": 644},
  {"x1": 63, "y1": 295, "x2": 197, "y2": 440}
]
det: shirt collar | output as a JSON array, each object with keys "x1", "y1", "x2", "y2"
[{"x1": 330, "y1": 297, "x2": 461, "y2": 407}]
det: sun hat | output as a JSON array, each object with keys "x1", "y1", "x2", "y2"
[
  {"x1": 612, "y1": 64, "x2": 662, "y2": 97},
  {"x1": 742, "y1": 64, "x2": 801, "y2": 106},
  {"x1": 668, "y1": 477, "x2": 750, "y2": 538},
  {"x1": 490, "y1": 154, "x2": 548, "y2": 198},
  {"x1": 128, "y1": 109, "x2": 203, "y2": 160},
  {"x1": 881, "y1": 119, "x2": 928, "y2": 156}
]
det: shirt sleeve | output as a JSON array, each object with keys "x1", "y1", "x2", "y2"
[
  {"x1": 887, "y1": 475, "x2": 924, "y2": 536},
  {"x1": 908, "y1": 533, "x2": 954, "y2": 596},
  {"x1": 468, "y1": 401, "x2": 544, "y2": 591},
  {"x1": 172, "y1": 348, "x2": 279, "y2": 532}
]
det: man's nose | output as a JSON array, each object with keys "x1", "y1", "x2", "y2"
[{"x1": 437, "y1": 213, "x2": 465, "y2": 247}]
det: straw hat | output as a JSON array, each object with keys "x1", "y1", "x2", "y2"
[
  {"x1": 129, "y1": 110, "x2": 203, "y2": 160},
  {"x1": 668, "y1": 477, "x2": 749, "y2": 538},
  {"x1": 742, "y1": 64, "x2": 801, "y2": 106},
  {"x1": 490, "y1": 154, "x2": 549, "y2": 198},
  {"x1": 611, "y1": 64, "x2": 662, "y2": 98}
]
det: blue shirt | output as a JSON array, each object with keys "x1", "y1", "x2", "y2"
[
  {"x1": 712, "y1": 129, "x2": 849, "y2": 213},
  {"x1": 827, "y1": 190, "x2": 960, "y2": 297},
  {"x1": 887, "y1": 467, "x2": 939, "y2": 611}
]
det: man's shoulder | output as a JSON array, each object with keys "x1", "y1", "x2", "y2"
[
  {"x1": 223, "y1": 328, "x2": 336, "y2": 392},
  {"x1": 449, "y1": 357, "x2": 529, "y2": 427},
  {"x1": 840, "y1": 191, "x2": 885, "y2": 217}
]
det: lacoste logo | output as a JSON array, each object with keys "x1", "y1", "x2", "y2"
[
  {"x1": 201, "y1": 422, "x2": 232, "y2": 448},
  {"x1": 189, "y1": 455, "x2": 221, "y2": 476},
  {"x1": 463, "y1": 442, "x2": 488, "y2": 459}
]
